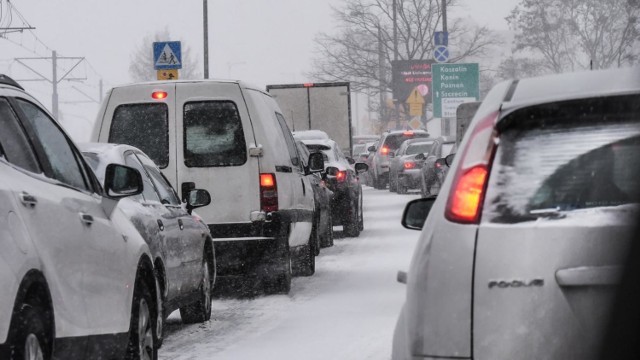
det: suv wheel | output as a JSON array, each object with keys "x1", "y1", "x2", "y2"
[
  {"x1": 180, "y1": 259, "x2": 212, "y2": 324},
  {"x1": 389, "y1": 172, "x2": 397, "y2": 192},
  {"x1": 358, "y1": 193, "x2": 364, "y2": 231},
  {"x1": 154, "y1": 276, "x2": 164, "y2": 348},
  {"x1": 126, "y1": 278, "x2": 157, "y2": 360},
  {"x1": 321, "y1": 212, "x2": 334, "y2": 248},
  {"x1": 12, "y1": 305, "x2": 51, "y2": 360}
]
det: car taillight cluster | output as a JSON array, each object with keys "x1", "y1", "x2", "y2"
[
  {"x1": 260, "y1": 173, "x2": 278, "y2": 212},
  {"x1": 445, "y1": 111, "x2": 499, "y2": 224},
  {"x1": 380, "y1": 146, "x2": 390, "y2": 155},
  {"x1": 403, "y1": 161, "x2": 416, "y2": 169},
  {"x1": 336, "y1": 170, "x2": 347, "y2": 182}
]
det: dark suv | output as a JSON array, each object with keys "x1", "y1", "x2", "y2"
[{"x1": 369, "y1": 130, "x2": 429, "y2": 189}]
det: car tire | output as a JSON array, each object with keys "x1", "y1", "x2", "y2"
[
  {"x1": 154, "y1": 276, "x2": 164, "y2": 349},
  {"x1": 343, "y1": 200, "x2": 360, "y2": 237},
  {"x1": 321, "y1": 212, "x2": 334, "y2": 248},
  {"x1": 11, "y1": 305, "x2": 51, "y2": 360},
  {"x1": 397, "y1": 178, "x2": 407, "y2": 194},
  {"x1": 126, "y1": 278, "x2": 157, "y2": 360},
  {"x1": 275, "y1": 249, "x2": 292, "y2": 294},
  {"x1": 180, "y1": 259, "x2": 212, "y2": 324},
  {"x1": 312, "y1": 213, "x2": 321, "y2": 256},
  {"x1": 293, "y1": 243, "x2": 316, "y2": 277},
  {"x1": 358, "y1": 191, "x2": 364, "y2": 231}
]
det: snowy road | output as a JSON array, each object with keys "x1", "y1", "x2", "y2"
[{"x1": 159, "y1": 187, "x2": 421, "y2": 360}]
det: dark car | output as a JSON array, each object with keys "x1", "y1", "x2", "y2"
[
  {"x1": 299, "y1": 138, "x2": 368, "y2": 237},
  {"x1": 296, "y1": 140, "x2": 335, "y2": 249},
  {"x1": 369, "y1": 130, "x2": 430, "y2": 189},
  {"x1": 417, "y1": 136, "x2": 456, "y2": 197},
  {"x1": 388, "y1": 138, "x2": 435, "y2": 194},
  {"x1": 80, "y1": 143, "x2": 215, "y2": 346}
]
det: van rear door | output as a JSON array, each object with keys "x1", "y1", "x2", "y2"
[
  {"x1": 175, "y1": 82, "x2": 260, "y2": 228},
  {"x1": 95, "y1": 83, "x2": 178, "y2": 186},
  {"x1": 473, "y1": 95, "x2": 640, "y2": 359}
]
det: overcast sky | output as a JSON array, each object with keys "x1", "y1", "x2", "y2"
[{"x1": 0, "y1": 0, "x2": 517, "y2": 140}]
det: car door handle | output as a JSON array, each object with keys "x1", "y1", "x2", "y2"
[
  {"x1": 555, "y1": 265, "x2": 622, "y2": 287},
  {"x1": 19, "y1": 192, "x2": 37, "y2": 207},
  {"x1": 157, "y1": 219, "x2": 165, "y2": 232},
  {"x1": 79, "y1": 213, "x2": 94, "y2": 226},
  {"x1": 178, "y1": 219, "x2": 184, "y2": 231}
]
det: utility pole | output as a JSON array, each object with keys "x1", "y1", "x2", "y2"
[
  {"x1": 203, "y1": 0, "x2": 209, "y2": 79},
  {"x1": 442, "y1": 0, "x2": 448, "y2": 32},
  {"x1": 378, "y1": 23, "x2": 386, "y2": 131},
  {"x1": 14, "y1": 50, "x2": 86, "y2": 119}
]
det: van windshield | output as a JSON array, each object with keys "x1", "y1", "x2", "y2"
[{"x1": 109, "y1": 103, "x2": 169, "y2": 168}]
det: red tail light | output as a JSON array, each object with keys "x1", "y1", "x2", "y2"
[
  {"x1": 152, "y1": 91, "x2": 168, "y2": 100},
  {"x1": 380, "y1": 146, "x2": 389, "y2": 155},
  {"x1": 445, "y1": 111, "x2": 499, "y2": 224},
  {"x1": 336, "y1": 171, "x2": 347, "y2": 182},
  {"x1": 260, "y1": 173, "x2": 278, "y2": 212},
  {"x1": 403, "y1": 161, "x2": 416, "y2": 169},
  {"x1": 403, "y1": 131, "x2": 414, "y2": 136}
]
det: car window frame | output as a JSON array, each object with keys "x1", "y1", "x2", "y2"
[
  {"x1": 9, "y1": 96, "x2": 97, "y2": 195},
  {"x1": 0, "y1": 96, "x2": 42, "y2": 174}
]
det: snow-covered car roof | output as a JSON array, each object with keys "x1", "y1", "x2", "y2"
[
  {"x1": 78, "y1": 142, "x2": 147, "y2": 182},
  {"x1": 502, "y1": 67, "x2": 640, "y2": 113},
  {"x1": 293, "y1": 130, "x2": 330, "y2": 141}
]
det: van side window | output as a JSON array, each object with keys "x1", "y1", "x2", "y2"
[
  {"x1": 275, "y1": 112, "x2": 301, "y2": 168},
  {"x1": 183, "y1": 101, "x2": 247, "y2": 167},
  {"x1": 109, "y1": 103, "x2": 169, "y2": 168}
]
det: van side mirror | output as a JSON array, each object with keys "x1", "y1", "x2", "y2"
[
  {"x1": 187, "y1": 189, "x2": 211, "y2": 214},
  {"x1": 415, "y1": 153, "x2": 426, "y2": 161},
  {"x1": 308, "y1": 152, "x2": 325, "y2": 174},
  {"x1": 368, "y1": 145, "x2": 377, "y2": 152},
  {"x1": 104, "y1": 164, "x2": 143, "y2": 199},
  {"x1": 401, "y1": 197, "x2": 437, "y2": 230},
  {"x1": 355, "y1": 163, "x2": 368, "y2": 174},
  {"x1": 445, "y1": 153, "x2": 455, "y2": 167},
  {"x1": 346, "y1": 157, "x2": 356, "y2": 165}
]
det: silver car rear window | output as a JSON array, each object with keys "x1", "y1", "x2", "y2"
[{"x1": 484, "y1": 94, "x2": 640, "y2": 223}]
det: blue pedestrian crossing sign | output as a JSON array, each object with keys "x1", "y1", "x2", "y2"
[
  {"x1": 434, "y1": 31, "x2": 448, "y2": 46},
  {"x1": 153, "y1": 41, "x2": 182, "y2": 70},
  {"x1": 434, "y1": 45, "x2": 449, "y2": 63}
]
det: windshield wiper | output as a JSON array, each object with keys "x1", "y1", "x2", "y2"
[{"x1": 529, "y1": 207, "x2": 566, "y2": 220}]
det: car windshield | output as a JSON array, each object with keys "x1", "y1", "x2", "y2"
[{"x1": 2, "y1": 1, "x2": 639, "y2": 359}]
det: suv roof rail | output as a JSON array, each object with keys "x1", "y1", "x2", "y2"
[{"x1": 0, "y1": 74, "x2": 24, "y2": 90}]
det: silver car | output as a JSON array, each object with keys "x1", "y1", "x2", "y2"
[{"x1": 393, "y1": 67, "x2": 640, "y2": 360}]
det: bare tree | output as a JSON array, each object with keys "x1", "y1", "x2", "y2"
[
  {"x1": 308, "y1": 0, "x2": 496, "y2": 95},
  {"x1": 508, "y1": 0, "x2": 640, "y2": 73},
  {"x1": 129, "y1": 28, "x2": 201, "y2": 82}
]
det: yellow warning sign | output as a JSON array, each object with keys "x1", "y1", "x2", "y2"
[
  {"x1": 157, "y1": 69, "x2": 179, "y2": 80},
  {"x1": 406, "y1": 88, "x2": 425, "y2": 117}
]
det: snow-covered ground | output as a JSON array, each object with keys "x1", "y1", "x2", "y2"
[{"x1": 159, "y1": 187, "x2": 422, "y2": 360}]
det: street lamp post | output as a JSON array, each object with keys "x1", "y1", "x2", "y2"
[{"x1": 203, "y1": 0, "x2": 209, "y2": 79}]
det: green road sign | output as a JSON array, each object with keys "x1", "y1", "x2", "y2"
[{"x1": 432, "y1": 63, "x2": 480, "y2": 118}]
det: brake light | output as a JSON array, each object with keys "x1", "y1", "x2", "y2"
[
  {"x1": 445, "y1": 111, "x2": 499, "y2": 224},
  {"x1": 260, "y1": 173, "x2": 278, "y2": 212},
  {"x1": 152, "y1": 91, "x2": 168, "y2": 100},
  {"x1": 435, "y1": 162, "x2": 442, "y2": 168},
  {"x1": 403, "y1": 161, "x2": 416, "y2": 169},
  {"x1": 336, "y1": 171, "x2": 347, "y2": 182},
  {"x1": 381, "y1": 146, "x2": 389, "y2": 155},
  {"x1": 403, "y1": 131, "x2": 414, "y2": 136}
]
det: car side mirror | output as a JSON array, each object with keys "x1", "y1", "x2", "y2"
[
  {"x1": 187, "y1": 189, "x2": 211, "y2": 214},
  {"x1": 401, "y1": 197, "x2": 437, "y2": 230},
  {"x1": 308, "y1": 152, "x2": 325, "y2": 174},
  {"x1": 414, "y1": 153, "x2": 426, "y2": 161},
  {"x1": 347, "y1": 157, "x2": 356, "y2": 165},
  {"x1": 104, "y1": 164, "x2": 143, "y2": 199},
  {"x1": 325, "y1": 166, "x2": 339, "y2": 178},
  {"x1": 368, "y1": 145, "x2": 377, "y2": 152},
  {"x1": 445, "y1": 153, "x2": 455, "y2": 167},
  {"x1": 355, "y1": 163, "x2": 368, "y2": 174}
]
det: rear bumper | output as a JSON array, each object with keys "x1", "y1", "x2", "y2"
[
  {"x1": 398, "y1": 170, "x2": 422, "y2": 188},
  {"x1": 208, "y1": 213, "x2": 289, "y2": 279}
]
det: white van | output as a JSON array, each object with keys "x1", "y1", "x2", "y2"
[{"x1": 91, "y1": 80, "x2": 324, "y2": 293}]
